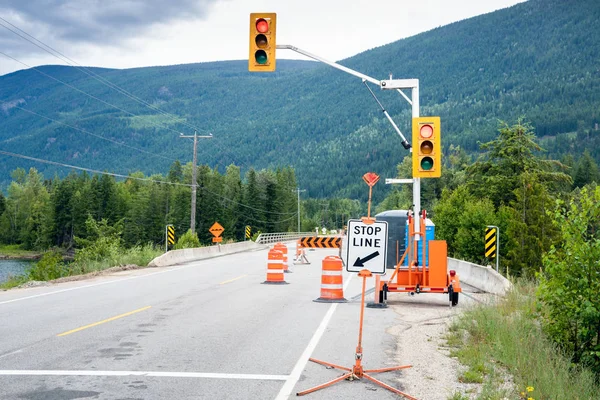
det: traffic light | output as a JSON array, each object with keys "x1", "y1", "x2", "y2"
[
  {"x1": 412, "y1": 116, "x2": 441, "y2": 178},
  {"x1": 249, "y1": 13, "x2": 276, "y2": 72}
]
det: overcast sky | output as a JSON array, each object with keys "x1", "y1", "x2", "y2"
[{"x1": 0, "y1": 0, "x2": 525, "y2": 77}]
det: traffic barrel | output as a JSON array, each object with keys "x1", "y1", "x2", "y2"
[
  {"x1": 274, "y1": 242, "x2": 290, "y2": 273},
  {"x1": 263, "y1": 248, "x2": 288, "y2": 285},
  {"x1": 314, "y1": 256, "x2": 347, "y2": 302}
]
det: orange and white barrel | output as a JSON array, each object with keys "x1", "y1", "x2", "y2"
[
  {"x1": 314, "y1": 256, "x2": 347, "y2": 302},
  {"x1": 274, "y1": 242, "x2": 289, "y2": 273},
  {"x1": 263, "y1": 248, "x2": 287, "y2": 284}
]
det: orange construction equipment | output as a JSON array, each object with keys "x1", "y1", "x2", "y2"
[
  {"x1": 273, "y1": 242, "x2": 290, "y2": 273},
  {"x1": 379, "y1": 210, "x2": 462, "y2": 306},
  {"x1": 263, "y1": 248, "x2": 288, "y2": 285},
  {"x1": 314, "y1": 256, "x2": 347, "y2": 303},
  {"x1": 293, "y1": 239, "x2": 310, "y2": 265}
]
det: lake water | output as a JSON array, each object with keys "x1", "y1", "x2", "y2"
[{"x1": 0, "y1": 259, "x2": 33, "y2": 284}]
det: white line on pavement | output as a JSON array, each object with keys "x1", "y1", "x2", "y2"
[
  {"x1": 274, "y1": 272, "x2": 355, "y2": 400},
  {"x1": 0, "y1": 370, "x2": 289, "y2": 381},
  {"x1": 0, "y1": 265, "x2": 192, "y2": 306}
]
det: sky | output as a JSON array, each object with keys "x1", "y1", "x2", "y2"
[{"x1": 0, "y1": 0, "x2": 525, "y2": 77}]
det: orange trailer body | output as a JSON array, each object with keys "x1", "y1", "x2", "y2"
[{"x1": 380, "y1": 212, "x2": 461, "y2": 306}]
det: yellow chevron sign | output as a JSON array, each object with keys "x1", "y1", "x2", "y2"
[
  {"x1": 299, "y1": 237, "x2": 341, "y2": 248},
  {"x1": 485, "y1": 227, "x2": 497, "y2": 258},
  {"x1": 167, "y1": 225, "x2": 175, "y2": 245}
]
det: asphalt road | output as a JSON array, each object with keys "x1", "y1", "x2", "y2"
[{"x1": 0, "y1": 246, "x2": 477, "y2": 400}]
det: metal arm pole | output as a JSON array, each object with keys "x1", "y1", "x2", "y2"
[{"x1": 276, "y1": 44, "x2": 381, "y2": 86}]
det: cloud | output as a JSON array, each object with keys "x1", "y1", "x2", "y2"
[{"x1": 0, "y1": 0, "x2": 222, "y2": 56}]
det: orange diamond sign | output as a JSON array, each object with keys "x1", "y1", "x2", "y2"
[
  {"x1": 209, "y1": 222, "x2": 224, "y2": 237},
  {"x1": 362, "y1": 172, "x2": 380, "y2": 187}
]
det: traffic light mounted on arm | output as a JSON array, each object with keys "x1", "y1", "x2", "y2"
[
  {"x1": 249, "y1": 13, "x2": 277, "y2": 72},
  {"x1": 412, "y1": 116, "x2": 441, "y2": 178}
]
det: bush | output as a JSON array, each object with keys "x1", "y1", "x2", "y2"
[
  {"x1": 28, "y1": 250, "x2": 67, "y2": 281},
  {"x1": 174, "y1": 229, "x2": 201, "y2": 249}
]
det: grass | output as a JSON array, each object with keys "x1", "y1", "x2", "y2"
[
  {"x1": 70, "y1": 244, "x2": 162, "y2": 275},
  {"x1": 445, "y1": 280, "x2": 599, "y2": 400},
  {"x1": 0, "y1": 275, "x2": 29, "y2": 290},
  {"x1": 1, "y1": 244, "x2": 162, "y2": 290},
  {"x1": 0, "y1": 244, "x2": 40, "y2": 258}
]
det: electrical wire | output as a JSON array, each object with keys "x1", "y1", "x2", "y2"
[
  {"x1": 0, "y1": 51, "x2": 189, "y2": 137},
  {"x1": 0, "y1": 16, "x2": 206, "y2": 135},
  {"x1": 0, "y1": 150, "x2": 296, "y2": 217},
  {"x1": 2, "y1": 103, "x2": 175, "y2": 162},
  {"x1": 0, "y1": 18, "x2": 251, "y2": 169}
]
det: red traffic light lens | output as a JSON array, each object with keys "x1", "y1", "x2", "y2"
[
  {"x1": 420, "y1": 140, "x2": 433, "y2": 155},
  {"x1": 420, "y1": 157, "x2": 434, "y2": 171},
  {"x1": 255, "y1": 34, "x2": 268, "y2": 49},
  {"x1": 255, "y1": 50, "x2": 268, "y2": 64},
  {"x1": 419, "y1": 124, "x2": 433, "y2": 138},
  {"x1": 256, "y1": 18, "x2": 269, "y2": 33}
]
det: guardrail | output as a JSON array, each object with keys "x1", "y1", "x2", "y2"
[{"x1": 255, "y1": 232, "x2": 316, "y2": 245}]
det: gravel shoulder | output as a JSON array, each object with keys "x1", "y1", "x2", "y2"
[{"x1": 385, "y1": 290, "x2": 491, "y2": 399}]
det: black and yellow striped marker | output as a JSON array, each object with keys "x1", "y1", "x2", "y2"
[
  {"x1": 167, "y1": 225, "x2": 175, "y2": 245},
  {"x1": 485, "y1": 227, "x2": 497, "y2": 258}
]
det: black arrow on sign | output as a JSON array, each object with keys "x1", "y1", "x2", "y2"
[{"x1": 353, "y1": 251, "x2": 380, "y2": 267}]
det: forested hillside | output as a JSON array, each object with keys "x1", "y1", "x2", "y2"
[{"x1": 1, "y1": 0, "x2": 599, "y2": 201}]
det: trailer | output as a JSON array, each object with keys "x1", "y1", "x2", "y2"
[{"x1": 379, "y1": 210, "x2": 461, "y2": 306}]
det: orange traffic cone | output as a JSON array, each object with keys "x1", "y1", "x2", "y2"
[
  {"x1": 314, "y1": 256, "x2": 347, "y2": 302},
  {"x1": 263, "y1": 248, "x2": 288, "y2": 285},
  {"x1": 274, "y1": 242, "x2": 290, "y2": 273}
]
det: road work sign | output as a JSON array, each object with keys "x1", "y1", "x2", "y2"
[{"x1": 346, "y1": 219, "x2": 387, "y2": 274}]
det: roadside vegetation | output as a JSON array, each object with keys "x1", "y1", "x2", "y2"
[
  {"x1": 446, "y1": 281, "x2": 599, "y2": 400},
  {"x1": 0, "y1": 244, "x2": 40, "y2": 259}
]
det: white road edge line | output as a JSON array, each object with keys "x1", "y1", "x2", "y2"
[
  {"x1": 0, "y1": 265, "x2": 193, "y2": 306},
  {"x1": 275, "y1": 272, "x2": 355, "y2": 400},
  {"x1": 0, "y1": 370, "x2": 289, "y2": 381}
]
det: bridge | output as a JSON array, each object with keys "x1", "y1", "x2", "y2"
[{"x1": 0, "y1": 241, "x2": 506, "y2": 399}]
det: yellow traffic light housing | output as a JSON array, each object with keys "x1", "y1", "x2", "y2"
[
  {"x1": 249, "y1": 13, "x2": 276, "y2": 72},
  {"x1": 412, "y1": 116, "x2": 441, "y2": 178}
]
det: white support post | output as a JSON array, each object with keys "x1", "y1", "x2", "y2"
[{"x1": 412, "y1": 84, "x2": 421, "y2": 253}]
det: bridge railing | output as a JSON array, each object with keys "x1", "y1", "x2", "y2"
[{"x1": 255, "y1": 232, "x2": 316, "y2": 245}]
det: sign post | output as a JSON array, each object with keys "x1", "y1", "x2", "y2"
[{"x1": 297, "y1": 172, "x2": 414, "y2": 399}]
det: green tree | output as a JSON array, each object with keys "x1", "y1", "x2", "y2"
[
  {"x1": 573, "y1": 151, "x2": 600, "y2": 189},
  {"x1": 538, "y1": 184, "x2": 600, "y2": 375},
  {"x1": 467, "y1": 120, "x2": 571, "y2": 208}
]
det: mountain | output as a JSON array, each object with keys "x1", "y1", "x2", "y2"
[{"x1": 1, "y1": 0, "x2": 599, "y2": 202}]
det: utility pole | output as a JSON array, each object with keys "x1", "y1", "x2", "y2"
[
  {"x1": 180, "y1": 131, "x2": 212, "y2": 234},
  {"x1": 293, "y1": 187, "x2": 306, "y2": 232}
]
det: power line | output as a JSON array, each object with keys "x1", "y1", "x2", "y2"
[
  {"x1": 0, "y1": 16, "x2": 207, "y2": 135},
  {"x1": 0, "y1": 150, "x2": 296, "y2": 216},
  {"x1": 0, "y1": 18, "x2": 252, "y2": 170},
  {"x1": 0, "y1": 51, "x2": 189, "y2": 137},
  {"x1": 3, "y1": 103, "x2": 175, "y2": 162}
]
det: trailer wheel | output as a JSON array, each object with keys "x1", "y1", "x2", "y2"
[
  {"x1": 448, "y1": 285, "x2": 454, "y2": 306},
  {"x1": 452, "y1": 292, "x2": 459, "y2": 307}
]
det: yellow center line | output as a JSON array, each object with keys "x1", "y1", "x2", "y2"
[
  {"x1": 219, "y1": 274, "x2": 248, "y2": 285},
  {"x1": 57, "y1": 306, "x2": 152, "y2": 337}
]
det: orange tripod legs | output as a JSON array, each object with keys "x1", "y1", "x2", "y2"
[{"x1": 296, "y1": 269, "x2": 416, "y2": 399}]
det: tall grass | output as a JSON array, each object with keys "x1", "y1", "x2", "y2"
[
  {"x1": 70, "y1": 244, "x2": 162, "y2": 275},
  {"x1": 1, "y1": 244, "x2": 162, "y2": 289},
  {"x1": 447, "y1": 281, "x2": 599, "y2": 400}
]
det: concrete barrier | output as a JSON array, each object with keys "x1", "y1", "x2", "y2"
[
  {"x1": 448, "y1": 257, "x2": 511, "y2": 296},
  {"x1": 148, "y1": 241, "x2": 266, "y2": 268}
]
